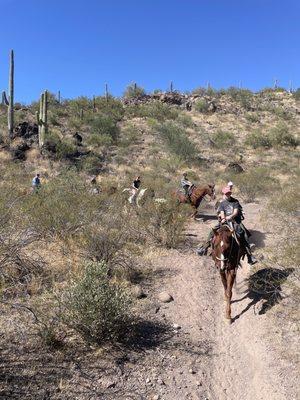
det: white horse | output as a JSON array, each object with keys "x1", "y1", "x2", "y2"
[{"x1": 122, "y1": 187, "x2": 158, "y2": 207}]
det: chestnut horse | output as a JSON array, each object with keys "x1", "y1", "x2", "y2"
[
  {"x1": 211, "y1": 224, "x2": 245, "y2": 322},
  {"x1": 175, "y1": 184, "x2": 216, "y2": 218}
]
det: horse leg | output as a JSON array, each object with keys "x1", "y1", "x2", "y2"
[
  {"x1": 220, "y1": 271, "x2": 227, "y2": 301},
  {"x1": 225, "y1": 270, "x2": 236, "y2": 322}
]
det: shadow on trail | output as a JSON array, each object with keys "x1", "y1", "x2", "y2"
[
  {"x1": 232, "y1": 267, "x2": 293, "y2": 322},
  {"x1": 249, "y1": 229, "x2": 266, "y2": 249}
]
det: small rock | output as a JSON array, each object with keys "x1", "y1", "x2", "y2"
[
  {"x1": 155, "y1": 306, "x2": 160, "y2": 313},
  {"x1": 158, "y1": 291, "x2": 173, "y2": 303},
  {"x1": 132, "y1": 285, "x2": 146, "y2": 299},
  {"x1": 146, "y1": 378, "x2": 151, "y2": 384},
  {"x1": 173, "y1": 324, "x2": 181, "y2": 330},
  {"x1": 189, "y1": 368, "x2": 196, "y2": 374},
  {"x1": 152, "y1": 395, "x2": 160, "y2": 400},
  {"x1": 157, "y1": 378, "x2": 165, "y2": 386},
  {"x1": 196, "y1": 381, "x2": 202, "y2": 386}
]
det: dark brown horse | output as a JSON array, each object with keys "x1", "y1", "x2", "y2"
[
  {"x1": 176, "y1": 184, "x2": 216, "y2": 218},
  {"x1": 211, "y1": 224, "x2": 245, "y2": 322}
]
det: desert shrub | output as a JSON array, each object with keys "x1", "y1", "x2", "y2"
[
  {"x1": 119, "y1": 124, "x2": 140, "y2": 146},
  {"x1": 123, "y1": 83, "x2": 146, "y2": 99},
  {"x1": 86, "y1": 133, "x2": 113, "y2": 147},
  {"x1": 272, "y1": 106, "x2": 292, "y2": 120},
  {"x1": 226, "y1": 87, "x2": 254, "y2": 110},
  {"x1": 79, "y1": 154, "x2": 104, "y2": 174},
  {"x1": 245, "y1": 113, "x2": 260, "y2": 123},
  {"x1": 81, "y1": 206, "x2": 134, "y2": 272},
  {"x1": 139, "y1": 101, "x2": 178, "y2": 121},
  {"x1": 234, "y1": 167, "x2": 278, "y2": 202},
  {"x1": 156, "y1": 121, "x2": 197, "y2": 161},
  {"x1": 135, "y1": 197, "x2": 188, "y2": 248},
  {"x1": 61, "y1": 261, "x2": 132, "y2": 344},
  {"x1": 177, "y1": 113, "x2": 194, "y2": 128},
  {"x1": 22, "y1": 172, "x2": 98, "y2": 239},
  {"x1": 211, "y1": 130, "x2": 235, "y2": 148},
  {"x1": 194, "y1": 99, "x2": 210, "y2": 113},
  {"x1": 93, "y1": 96, "x2": 125, "y2": 121},
  {"x1": 269, "y1": 123, "x2": 298, "y2": 147},
  {"x1": 89, "y1": 114, "x2": 120, "y2": 141},
  {"x1": 292, "y1": 88, "x2": 300, "y2": 101},
  {"x1": 245, "y1": 130, "x2": 272, "y2": 149},
  {"x1": 55, "y1": 139, "x2": 78, "y2": 160}
]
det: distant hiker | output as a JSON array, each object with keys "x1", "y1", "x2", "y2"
[
  {"x1": 129, "y1": 176, "x2": 141, "y2": 204},
  {"x1": 32, "y1": 173, "x2": 41, "y2": 192},
  {"x1": 197, "y1": 186, "x2": 257, "y2": 265},
  {"x1": 180, "y1": 172, "x2": 193, "y2": 199}
]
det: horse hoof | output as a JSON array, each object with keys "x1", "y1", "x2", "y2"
[{"x1": 226, "y1": 318, "x2": 232, "y2": 325}]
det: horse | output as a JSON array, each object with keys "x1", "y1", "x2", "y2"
[
  {"x1": 122, "y1": 187, "x2": 155, "y2": 207},
  {"x1": 211, "y1": 224, "x2": 246, "y2": 323},
  {"x1": 175, "y1": 184, "x2": 216, "y2": 219}
]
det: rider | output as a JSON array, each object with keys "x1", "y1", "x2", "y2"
[
  {"x1": 197, "y1": 186, "x2": 257, "y2": 265},
  {"x1": 130, "y1": 176, "x2": 141, "y2": 204},
  {"x1": 180, "y1": 172, "x2": 193, "y2": 199},
  {"x1": 32, "y1": 173, "x2": 41, "y2": 192}
]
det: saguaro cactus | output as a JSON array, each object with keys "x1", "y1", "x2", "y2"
[
  {"x1": 2, "y1": 50, "x2": 14, "y2": 139},
  {"x1": 105, "y1": 83, "x2": 109, "y2": 102},
  {"x1": 36, "y1": 90, "x2": 48, "y2": 148},
  {"x1": 170, "y1": 81, "x2": 173, "y2": 92}
]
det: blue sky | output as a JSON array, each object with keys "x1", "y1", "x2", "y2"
[{"x1": 0, "y1": 0, "x2": 299, "y2": 103}]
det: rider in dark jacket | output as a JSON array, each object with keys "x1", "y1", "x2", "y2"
[{"x1": 197, "y1": 186, "x2": 257, "y2": 265}]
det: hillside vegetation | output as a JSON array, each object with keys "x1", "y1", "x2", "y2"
[{"x1": 0, "y1": 86, "x2": 299, "y2": 399}]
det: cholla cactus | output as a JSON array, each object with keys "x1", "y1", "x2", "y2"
[
  {"x1": 36, "y1": 90, "x2": 48, "y2": 148},
  {"x1": 2, "y1": 50, "x2": 14, "y2": 139}
]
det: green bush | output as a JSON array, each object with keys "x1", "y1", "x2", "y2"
[
  {"x1": 22, "y1": 172, "x2": 97, "y2": 239},
  {"x1": 139, "y1": 101, "x2": 178, "y2": 121},
  {"x1": 136, "y1": 198, "x2": 188, "y2": 248},
  {"x1": 87, "y1": 133, "x2": 113, "y2": 148},
  {"x1": 89, "y1": 114, "x2": 120, "y2": 141},
  {"x1": 61, "y1": 261, "x2": 132, "y2": 344},
  {"x1": 211, "y1": 130, "x2": 235, "y2": 148},
  {"x1": 245, "y1": 113, "x2": 260, "y2": 123},
  {"x1": 245, "y1": 130, "x2": 272, "y2": 149},
  {"x1": 156, "y1": 121, "x2": 197, "y2": 161},
  {"x1": 194, "y1": 99, "x2": 210, "y2": 113},
  {"x1": 177, "y1": 113, "x2": 194, "y2": 128},
  {"x1": 269, "y1": 123, "x2": 298, "y2": 147},
  {"x1": 123, "y1": 83, "x2": 146, "y2": 99},
  {"x1": 93, "y1": 96, "x2": 125, "y2": 122},
  {"x1": 234, "y1": 167, "x2": 278, "y2": 202},
  {"x1": 226, "y1": 87, "x2": 254, "y2": 110}
]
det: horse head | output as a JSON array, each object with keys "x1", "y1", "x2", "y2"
[
  {"x1": 212, "y1": 225, "x2": 233, "y2": 271},
  {"x1": 205, "y1": 183, "x2": 216, "y2": 201}
]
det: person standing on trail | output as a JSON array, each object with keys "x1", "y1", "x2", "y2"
[
  {"x1": 197, "y1": 186, "x2": 257, "y2": 265},
  {"x1": 32, "y1": 173, "x2": 41, "y2": 192},
  {"x1": 180, "y1": 172, "x2": 193, "y2": 199}
]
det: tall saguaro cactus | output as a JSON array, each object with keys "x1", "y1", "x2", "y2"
[
  {"x1": 2, "y1": 50, "x2": 14, "y2": 139},
  {"x1": 36, "y1": 90, "x2": 48, "y2": 148}
]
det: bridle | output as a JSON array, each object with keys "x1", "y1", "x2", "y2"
[{"x1": 215, "y1": 224, "x2": 236, "y2": 271}]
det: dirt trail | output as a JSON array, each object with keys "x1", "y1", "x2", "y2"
[{"x1": 151, "y1": 202, "x2": 297, "y2": 400}]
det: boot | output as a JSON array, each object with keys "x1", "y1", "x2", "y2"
[
  {"x1": 247, "y1": 254, "x2": 258, "y2": 265},
  {"x1": 196, "y1": 242, "x2": 210, "y2": 256}
]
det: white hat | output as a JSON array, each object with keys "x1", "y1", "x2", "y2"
[{"x1": 228, "y1": 181, "x2": 233, "y2": 186}]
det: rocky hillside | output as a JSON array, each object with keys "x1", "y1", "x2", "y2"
[{"x1": 0, "y1": 86, "x2": 299, "y2": 399}]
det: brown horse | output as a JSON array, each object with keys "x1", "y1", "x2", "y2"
[
  {"x1": 211, "y1": 224, "x2": 245, "y2": 322},
  {"x1": 176, "y1": 184, "x2": 216, "y2": 218}
]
